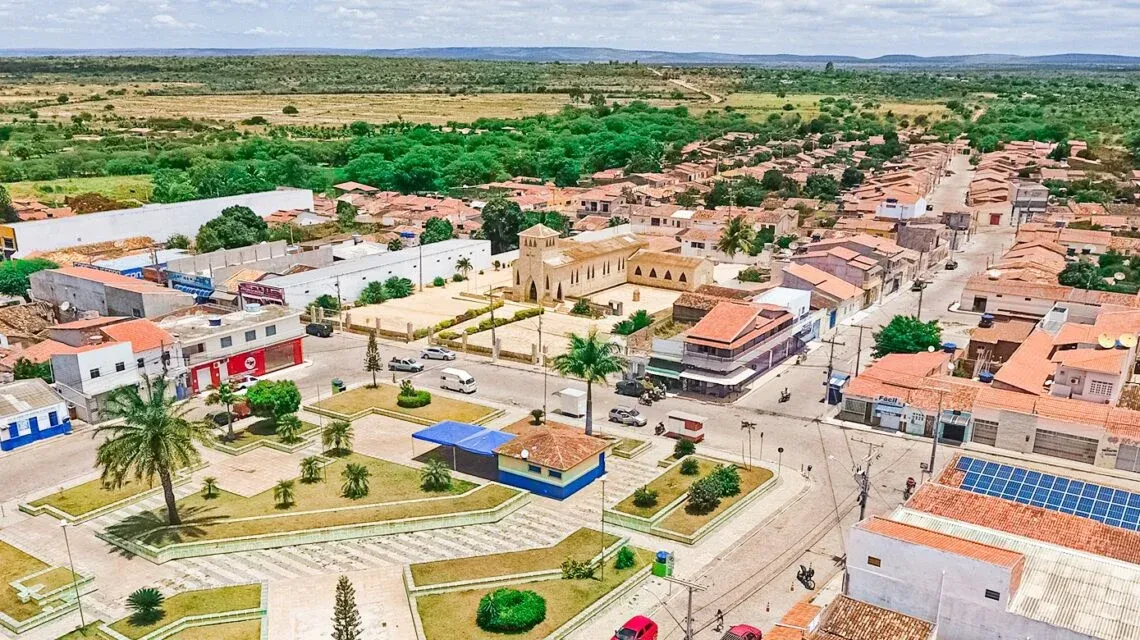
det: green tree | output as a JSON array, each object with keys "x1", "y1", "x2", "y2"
[
  {"x1": 364, "y1": 330, "x2": 381, "y2": 388},
  {"x1": 300, "y1": 456, "x2": 323, "y2": 483},
  {"x1": 195, "y1": 205, "x2": 269, "y2": 253},
  {"x1": 323, "y1": 420, "x2": 354, "y2": 456},
  {"x1": 205, "y1": 382, "x2": 238, "y2": 442},
  {"x1": 274, "y1": 479, "x2": 296, "y2": 508},
  {"x1": 244, "y1": 380, "x2": 301, "y2": 425},
  {"x1": 332, "y1": 575, "x2": 362, "y2": 640},
  {"x1": 165, "y1": 234, "x2": 191, "y2": 250},
  {"x1": 480, "y1": 196, "x2": 524, "y2": 253},
  {"x1": 0, "y1": 258, "x2": 58, "y2": 301},
  {"x1": 420, "y1": 457, "x2": 453, "y2": 491},
  {"x1": 872, "y1": 315, "x2": 943, "y2": 358},
  {"x1": 341, "y1": 462, "x2": 371, "y2": 499},
  {"x1": 761, "y1": 169, "x2": 785, "y2": 190},
  {"x1": 12, "y1": 357, "x2": 52, "y2": 383},
  {"x1": 95, "y1": 378, "x2": 210, "y2": 526},
  {"x1": 336, "y1": 200, "x2": 358, "y2": 231},
  {"x1": 614, "y1": 546, "x2": 636, "y2": 570},
  {"x1": 276, "y1": 414, "x2": 304, "y2": 444},
  {"x1": 357, "y1": 281, "x2": 388, "y2": 305},
  {"x1": 0, "y1": 185, "x2": 17, "y2": 223},
  {"x1": 382, "y1": 276, "x2": 414, "y2": 299},
  {"x1": 804, "y1": 174, "x2": 840, "y2": 201},
  {"x1": 201, "y1": 476, "x2": 218, "y2": 499},
  {"x1": 387, "y1": 238, "x2": 404, "y2": 252},
  {"x1": 313, "y1": 294, "x2": 340, "y2": 311},
  {"x1": 715, "y1": 215, "x2": 754, "y2": 258},
  {"x1": 1059, "y1": 260, "x2": 1105, "y2": 289},
  {"x1": 126, "y1": 587, "x2": 164, "y2": 625},
  {"x1": 748, "y1": 226, "x2": 776, "y2": 256},
  {"x1": 686, "y1": 477, "x2": 721, "y2": 514},
  {"x1": 455, "y1": 256, "x2": 473, "y2": 280},
  {"x1": 551, "y1": 328, "x2": 627, "y2": 436},
  {"x1": 420, "y1": 216, "x2": 454, "y2": 245},
  {"x1": 840, "y1": 167, "x2": 865, "y2": 189}
]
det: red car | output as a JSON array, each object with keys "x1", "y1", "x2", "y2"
[
  {"x1": 613, "y1": 615, "x2": 657, "y2": 640},
  {"x1": 722, "y1": 624, "x2": 762, "y2": 640}
]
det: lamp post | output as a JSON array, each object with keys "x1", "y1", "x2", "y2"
[
  {"x1": 600, "y1": 477, "x2": 606, "y2": 582},
  {"x1": 60, "y1": 521, "x2": 85, "y2": 633},
  {"x1": 777, "y1": 447, "x2": 784, "y2": 477}
]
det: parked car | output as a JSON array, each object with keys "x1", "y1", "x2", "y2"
[
  {"x1": 615, "y1": 379, "x2": 645, "y2": 397},
  {"x1": 609, "y1": 406, "x2": 647, "y2": 427},
  {"x1": 721, "y1": 624, "x2": 762, "y2": 640},
  {"x1": 945, "y1": 260, "x2": 958, "y2": 271},
  {"x1": 421, "y1": 346, "x2": 457, "y2": 361},
  {"x1": 306, "y1": 322, "x2": 333, "y2": 337},
  {"x1": 911, "y1": 281, "x2": 925, "y2": 292},
  {"x1": 612, "y1": 616, "x2": 657, "y2": 640},
  {"x1": 231, "y1": 374, "x2": 258, "y2": 391},
  {"x1": 388, "y1": 357, "x2": 424, "y2": 372}
]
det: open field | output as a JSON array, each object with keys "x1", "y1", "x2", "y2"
[
  {"x1": 313, "y1": 384, "x2": 498, "y2": 423},
  {"x1": 706, "y1": 92, "x2": 950, "y2": 120},
  {"x1": 409, "y1": 528, "x2": 619, "y2": 586},
  {"x1": 415, "y1": 547, "x2": 651, "y2": 640},
  {"x1": 107, "y1": 584, "x2": 260, "y2": 639},
  {"x1": 3, "y1": 175, "x2": 153, "y2": 205}
]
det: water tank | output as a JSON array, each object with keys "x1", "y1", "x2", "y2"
[
  {"x1": 207, "y1": 316, "x2": 222, "y2": 327},
  {"x1": 942, "y1": 342, "x2": 956, "y2": 353},
  {"x1": 979, "y1": 371, "x2": 995, "y2": 383}
]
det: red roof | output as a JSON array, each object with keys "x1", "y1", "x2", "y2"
[
  {"x1": 687, "y1": 301, "x2": 760, "y2": 345},
  {"x1": 857, "y1": 516, "x2": 1024, "y2": 567},
  {"x1": 99, "y1": 319, "x2": 174, "y2": 354}
]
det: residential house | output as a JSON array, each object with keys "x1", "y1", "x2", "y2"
[
  {"x1": 51, "y1": 340, "x2": 140, "y2": 423},
  {"x1": 0, "y1": 379, "x2": 71, "y2": 452},
  {"x1": 788, "y1": 248, "x2": 884, "y2": 306},
  {"x1": 777, "y1": 262, "x2": 864, "y2": 327},
  {"x1": 495, "y1": 423, "x2": 611, "y2": 500},
  {"x1": 30, "y1": 266, "x2": 195, "y2": 320}
]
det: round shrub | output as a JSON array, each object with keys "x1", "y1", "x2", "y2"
[
  {"x1": 433, "y1": 276, "x2": 446, "y2": 287},
  {"x1": 476, "y1": 588, "x2": 546, "y2": 633},
  {"x1": 614, "y1": 546, "x2": 636, "y2": 570},
  {"x1": 680, "y1": 457, "x2": 700, "y2": 475},
  {"x1": 632, "y1": 485, "x2": 658, "y2": 508},
  {"x1": 673, "y1": 439, "x2": 696, "y2": 458},
  {"x1": 396, "y1": 390, "x2": 432, "y2": 408}
]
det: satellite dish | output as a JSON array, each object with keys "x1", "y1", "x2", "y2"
[
  {"x1": 520, "y1": 449, "x2": 529, "y2": 460},
  {"x1": 927, "y1": 345, "x2": 936, "y2": 352},
  {"x1": 987, "y1": 270, "x2": 1002, "y2": 280},
  {"x1": 1120, "y1": 334, "x2": 1138, "y2": 348},
  {"x1": 1098, "y1": 333, "x2": 1116, "y2": 349},
  {"x1": 1115, "y1": 272, "x2": 1127, "y2": 282},
  {"x1": 59, "y1": 301, "x2": 71, "y2": 311}
]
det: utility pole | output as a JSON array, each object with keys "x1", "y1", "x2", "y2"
[
  {"x1": 539, "y1": 312, "x2": 548, "y2": 421},
  {"x1": 60, "y1": 521, "x2": 85, "y2": 632},
  {"x1": 916, "y1": 280, "x2": 926, "y2": 322},
  {"x1": 853, "y1": 324, "x2": 870, "y2": 378},
  {"x1": 821, "y1": 336, "x2": 845, "y2": 401},
  {"x1": 418, "y1": 241, "x2": 424, "y2": 292},
  {"x1": 928, "y1": 389, "x2": 945, "y2": 479},
  {"x1": 851, "y1": 438, "x2": 882, "y2": 521},
  {"x1": 663, "y1": 576, "x2": 707, "y2": 640}
]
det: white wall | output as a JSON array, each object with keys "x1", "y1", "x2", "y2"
[
  {"x1": 7, "y1": 189, "x2": 313, "y2": 257},
  {"x1": 52, "y1": 342, "x2": 139, "y2": 396}
]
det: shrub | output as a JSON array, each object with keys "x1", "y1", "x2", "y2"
[
  {"x1": 513, "y1": 307, "x2": 543, "y2": 321},
  {"x1": 738, "y1": 267, "x2": 766, "y2": 283},
  {"x1": 614, "y1": 546, "x2": 636, "y2": 570},
  {"x1": 680, "y1": 457, "x2": 700, "y2": 475},
  {"x1": 438, "y1": 330, "x2": 459, "y2": 340},
  {"x1": 686, "y1": 477, "x2": 722, "y2": 514},
  {"x1": 397, "y1": 390, "x2": 432, "y2": 408},
  {"x1": 282, "y1": 105, "x2": 299, "y2": 115},
  {"x1": 126, "y1": 587, "x2": 165, "y2": 625},
  {"x1": 560, "y1": 558, "x2": 597, "y2": 580},
  {"x1": 420, "y1": 458, "x2": 453, "y2": 491},
  {"x1": 530, "y1": 408, "x2": 545, "y2": 425},
  {"x1": 571, "y1": 298, "x2": 592, "y2": 315},
  {"x1": 399, "y1": 379, "x2": 416, "y2": 397},
  {"x1": 433, "y1": 276, "x2": 446, "y2": 287},
  {"x1": 707, "y1": 464, "x2": 742, "y2": 497},
  {"x1": 476, "y1": 589, "x2": 546, "y2": 633},
  {"x1": 452, "y1": 273, "x2": 465, "y2": 282},
  {"x1": 201, "y1": 477, "x2": 218, "y2": 499},
  {"x1": 632, "y1": 485, "x2": 658, "y2": 508},
  {"x1": 674, "y1": 439, "x2": 696, "y2": 458}
]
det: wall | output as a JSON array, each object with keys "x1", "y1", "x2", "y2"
[
  {"x1": 959, "y1": 285, "x2": 1057, "y2": 318},
  {"x1": 30, "y1": 272, "x2": 112, "y2": 316},
  {"x1": 0, "y1": 401, "x2": 71, "y2": 451},
  {"x1": 3, "y1": 189, "x2": 314, "y2": 257},
  {"x1": 497, "y1": 453, "x2": 606, "y2": 500},
  {"x1": 167, "y1": 241, "x2": 335, "y2": 282},
  {"x1": 104, "y1": 287, "x2": 194, "y2": 318}
]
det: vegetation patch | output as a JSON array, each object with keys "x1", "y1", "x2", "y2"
[
  {"x1": 313, "y1": 383, "x2": 495, "y2": 423},
  {"x1": 211, "y1": 418, "x2": 319, "y2": 451},
  {"x1": 476, "y1": 589, "x2": 546, "y2": 633},
  {"x1": 0, "y1": 542, "x2": 52, "y2": 622},
  {"x1": 657, "y1": 465, "x2": 773, "y2": 536},
  {"x1": 108, "y1": 584, "x2": 261, "y2": 640},
  {"x1": 410, "y1": 528, "x2": 619, "y2": 587},
  {"x1": 29, "y1": 474, "x2": 163, "y2": 519},
  {"x1": 613, "y1": 457, "x2": 708, "y2": 519}
]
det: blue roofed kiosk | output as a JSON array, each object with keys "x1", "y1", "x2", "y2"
[{"x1": 412, "y1": 420, "x2": 516, "y2": 480}]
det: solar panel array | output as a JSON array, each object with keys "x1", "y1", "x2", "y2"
[{"x1": 955, "y1": 455, "x2": 1140, "y2": 531}]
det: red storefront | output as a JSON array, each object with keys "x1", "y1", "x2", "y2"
[{"x1": 189, "y1": 337, "x2": 304, "y2": 394}]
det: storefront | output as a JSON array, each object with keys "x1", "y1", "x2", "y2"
[{"x1": 188, "y1": 337, "x2": 303, "y2": 393}]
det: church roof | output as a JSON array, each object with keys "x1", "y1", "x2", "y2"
[{"x1": 519, "y1": 223, "x2": 560, "y2": 239}]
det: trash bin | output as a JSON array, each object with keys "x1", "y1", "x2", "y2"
[
  {"x1": 652, "y1": 551, "x2": 673, "y2": 578},
  {"x1": 331, "y1": 378, "x2": 346, "y2": 394}
]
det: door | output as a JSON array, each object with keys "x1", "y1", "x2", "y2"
[
  {"x1": 972, "y1": 296, "x2": 988, "y2": 312},
  {"x1": 1116, "y1": 444, "x2": 1140, "y2": 473},
  {"x1": 990, "y1": 213, "x2": 1002, "y2": 225},
  {"x1": 941, "y1": 421, "x2": 966, "y2": 442},
  {"x1": 972, "y1": 420, "x2": 998, "y2": 447},
  {"x1": 1032, "y1": 429, "x2": 1098, "y2": 464},
  {"x1": 195, "y1": 367, "x2": 212, "y2": 393}
]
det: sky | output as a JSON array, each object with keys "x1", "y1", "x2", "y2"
[{"x1": 2, "y1": 0, "x2": 1139, "y2": 57}]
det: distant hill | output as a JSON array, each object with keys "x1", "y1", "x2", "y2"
[{"x1": 1, "y1": 47, "x2": 1139, "y2": 67}]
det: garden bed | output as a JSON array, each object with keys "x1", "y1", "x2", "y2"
[
  {"x1": 409, "y1": 528, "x2": 619, "y2": 587},
  {"x1": 23, "y1": 464, "x2": 201, "y2": 523},
  {"x1": 611, "y1": 438, "x2": 649, "y2": 459},
  {"x1": 656, "y1": 465, "x2": 774, "y2": 536},
  {"x1": 106, "y1": 584, "x2": 262, "y2": 640},
  {"x1": 309, "y1": 384, "x2": 499, "y2": 424},
  {"x1": 0, "y1": 542, "x2": 53, "y2": 623},
  {"x1": 0, "y1": 541, "x2": 92, "y2": 635},
  {"x1": 167, "y1": 619, "x2": 261, "y2": 640},
  {"x1": 415, "y1": 547, "x2": 651, "y2": 640},
  {"x1": 208, "y1": 419, "x2": 320, "y2": 455},
  {"x1": 613, "y1": 456, "x2": 711, "y2": 519}
]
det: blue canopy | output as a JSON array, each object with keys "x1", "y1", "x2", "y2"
[{"x1": 412, "y1": 421, "x2": 516, "y2": 457}]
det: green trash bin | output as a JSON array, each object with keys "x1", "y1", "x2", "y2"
[
  {"x1": 652, "y1": 551, "x2": 673, "y2": 577},
  {"x1": 331, "y1": 378, "x2": 346, "y2": 394}
]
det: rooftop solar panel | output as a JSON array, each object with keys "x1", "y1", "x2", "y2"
[{"x1": 951, "y1": 456, "x2": 1140, "y2": 533}]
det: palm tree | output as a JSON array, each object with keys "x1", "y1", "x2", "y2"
[
  {"x1": 201, "y1": 477, "x2": 218, "y2": 499},
  {"x1": 95, "y1": 377, "x2": 211, "y2": 526},
  {"x1": 126, "y1": 587, "x2": 164, "y2": 625},
  {"x1": 551, "y1": 328, "x2": 627, "y2": 436},
  {"x1": 715, "y1": 214, "x2": 755, "y2": 258},
  {"x1": 274, "y1": 479, "x2": 296, "y2": 508},
  {"x1": 205, "y1": 382, "x2": 238, "y2": 442},
  {"x1": 300, "y1": 456, "x2": 324, "y2": 483},
  {"x1": 276, "y1": 414, "x2": 303, "y2": 444},
  {"x1": 341, "y1": 463, "x2": 371, "y2": 499},
  {"x1": 420, "y1": 458, "x2": 452, "y2": 491},
  {"x1": 322, "y1": 420, "x2": 354, "y2": 456},
  {"x1": 455, "y1": 256, "x2": 473, "y2": 281}
]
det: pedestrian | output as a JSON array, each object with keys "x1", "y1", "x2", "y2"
[{"x1": 715, "y1": 608, "x2": 724, "y2": 632}]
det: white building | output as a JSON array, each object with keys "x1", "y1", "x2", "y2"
[
  {"x1": 0, "y1": 379, "x2": 71, "y2": 452},
  {"x1": 51, "y1": 341, "x2": 140, "y2": 423},
  {"x1": 875, "y1": 191, "x2": 928, "y2": 221},
  {"x1": 0, "y1": 189, "x2": 313, "y2": 258},
  {"x1": 260, "y1": 239, "x2": 491, "y2": 309}
]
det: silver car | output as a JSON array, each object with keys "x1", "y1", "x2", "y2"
[
  {"x1": 388, "y1": 357, "x2": 424, "y2": 372},
  {"x1": 608, "y1": 406, "x2": 647, "y2": 426},
  {"x1": 421, "y1": 347, "x2": 457, "y2": 360}
]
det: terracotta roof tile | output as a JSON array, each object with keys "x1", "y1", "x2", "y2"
[
  {"x1": 1051, "y1": 347, "x2": 1129, "y2": 375},
  {"x1": 810, "y1": 595, "x2": 933, "y2": 640},
  {"x1": 99, "y1": 319, "x2": 175, "y2": 354},
  {"x1": 857, "y1": 516, "x2": 1024, "y2": 567},
  {"x1": 992, "y1": 330, "x2": 1055, "y2": 394},
  {"x1": 969, "y1": 319, "x2": 1036, "y2": 345},
  {"x1": 494, "y1": 425, "x2": 610, "y2": 471},
  {"x1": 687, "y1": 301, "x2": 761, "y2": 344}
]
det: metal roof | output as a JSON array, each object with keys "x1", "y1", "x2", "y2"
[{"x1": 0, "y1": 379, "x2": 64, "y2": 417}]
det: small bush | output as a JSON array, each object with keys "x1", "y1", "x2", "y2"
[
  {"x1": 476, "y1": 588, "x2": 546, "y2": 633},
  {"x1": 674, "y1": 439, "x2": 696, "y2": 458},
  {"x1": 126, "y1": 587, "x2": 164, "y2": 625},
  {"x1": 686, "y1": 477, "x2": 722, "y2": 514},
  {"x1": 438, "y1": 330, "x2": 459, "y2": 340},
  {"x1": 680, "y1": 457, "x2": 700, "y2": 475},
  {"x1": 530, "y1": 408, "x2": 545, "y2": 424},
  {"x1": 614, "y1": 546, "x2": 636, "y2": 570},
  {"x1": 560, "y1": 558, "x2": 597, "y2": 580},
  {"x1": 282, "y1": 105, "x2": 299, "y2": 115},
  {"x1": 707, "y1": 464, "x2": 742, "y2": 497},
  {"x1": 452, "y1": 273, "x2": 465, "y2": 282},
  {"x1": 433, "y1": 276, "x2": 446, "y2": 287},
  {"x1": 571, "y1": 298, "x2": 592, "y2": 315},
  {"x1": 632, "y1": 485, "x2": 658, "y2": 508},
  {"x1": 397, "y1": 390, "x2": 432, "y2": 408}
]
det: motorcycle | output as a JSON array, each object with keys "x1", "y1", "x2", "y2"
[
  {"x1": 903, "y1": 476, "x2": 917, "y2": 500},
  {"x1": 796, "y1": 564, "x2": 816, "y2": 590},
  {"x1": 639, "y1": 394, "x2": 654, "y2": 406},
  {"x1": 654, "y1": 422, "x2": 666, "y2": 436},
  {"x1": 779, "y1": 388, "x2": 791, "y2": 403}
]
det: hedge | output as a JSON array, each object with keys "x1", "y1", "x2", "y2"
[
  {"x1": 396, "y1": 390, "x2": 433, "y2": 408},
  {"x1": 476, "y1": 588, "x2": 546, "y2": 633},
  {"x1": 413, "y1": 300, "x2": 506, "y2": 340},
  {"x1": 463, "y1": 306, "x2": 544, "y2": 336}
]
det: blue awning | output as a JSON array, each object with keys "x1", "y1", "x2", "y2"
[
  {"x1": 413, "y1": 421, "x2": 515, "y2": 457},
  {"x1": 172, "y1": 283, "x2": 214, "y2": 298}
]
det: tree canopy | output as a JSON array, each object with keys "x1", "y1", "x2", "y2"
[
  {"x1": 872, "y1": 315, "x2": 943, "y2": 358},
  {"x1": 420, "y1": 216, "x2": 454, "y2": 245},
  {"x1": 0, "y1": 258, "x2": 58, "y2": 301},
  {"x1": 195, "y1": 205, "x2": 269, "y2": 253}
]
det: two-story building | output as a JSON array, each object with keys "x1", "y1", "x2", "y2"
[
  {"x1": 0, "y1": 379, "x2": 71, "y2": 452},
  {"x1": 52, "y1": 340, "x2": 140, "y2": 423}
]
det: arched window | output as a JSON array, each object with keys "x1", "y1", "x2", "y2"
[
  {"x1": 664, "y1": 270, "x2": 672, "y2": 280},
  {"x1": 515, "y1": 272, "x2": 520, "y2": 285},
  {"x1": 635, "y1": 266, "x2": 643, "y2": 276},
  {"x1": 649, "y1": 268, "x2": 657, "y2": 278},
  {"x1": 679, "y1": 272, "x2": 687, "y2": 283}
]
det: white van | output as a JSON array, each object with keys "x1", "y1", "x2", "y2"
[{"x1": 440, "y1": 368, "x2": 477, "y2": 394}]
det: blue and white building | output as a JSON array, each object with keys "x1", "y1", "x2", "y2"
[{"x1": 0, "y1": 379, "x2": 71, "y2": 452}]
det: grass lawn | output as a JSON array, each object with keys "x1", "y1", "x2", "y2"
[
  {"x1": 613, "y1": 457, "x2": 710, "y2": 519},
  {"x1": 613, "y1": 438, "x2": 646, "y2": 455},
  {"x1": 0, "y1": 542, "x2": 50, "y2": 622},
  {"x1": 30, "y1": 474, "x2": 161, "y2": 518},
  {"x1": 416, "y1": 547, "x2": 651, "y2": 640},
  {"x1": 168, "y1": 620, "x2": 261, "y2": 640},
  {"x1": 314, "y1": 384, "x2": 496, "y2": 423},
  {"x1": 410, "y1": 528, "x2": 619, "y2": 587},
  {"x1": 55, "y1": 623, "x2": 113, "y2": 640},
  {"x1": 4, "y1": 175, "x2": 153, "y2": 206},
  {"x1": 215, "y1": 419, "x2": 319, "y2": 450},
  {"x1": 657, "y1": 465, "x2": 774, "y2": 536},
  {"x1": 29, "y1": 567, "x2": 78, "y2": 594},
  {"x1": 109, "y1": 585, "x2": 260, "y2": 639}
]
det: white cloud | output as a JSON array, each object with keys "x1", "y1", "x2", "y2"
[
  {"x1": 151, "y1": 13, "x2": 197, "y2": 28},
  {"x1": 243, "y1": 26, "x2": 285, "y2": 35}
]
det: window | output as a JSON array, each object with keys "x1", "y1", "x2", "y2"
[
  {"x1": 984, "y1": 589, "x2": 1001, "y2": 601},
  {"x1": 548, "y1": 470, "x2": 563, "y2": 479},
  {"x1": 48, "y1": 411, "x2": 58, "y2": 426},
  {"x1": 89, "y1": 368, "x2": 101, "y2": 379},
  {"x1": 867, "y1": 556, "x2": 881, "y2": 567},
  {"x1": 528, "y1": 464, "x2": 541, "y2": 474},
  {"x1": 220, "y1": 336, "x2": 233, "y2": 348},
  {"x1": 245, "y1": 330, "x2": 257, "y2": 342},
  {"x1": 1089, "y1": 380, "x2": 1113, "y2": 396},
  {"x1": 634, "y1": 266, "x2": 642, "y2": 276},
  {"x1": 115, "y1": 362, "x2": 126, "y2": 372},
  {"x1": 137, "y1": 358, "x2": 145, "y2": 369},
  {"x1": 132, "y1": 308, "x2": 143, "y2": 318},
  {"x1": 266, "y1": 325, "x2": 276, "y2": 337}
]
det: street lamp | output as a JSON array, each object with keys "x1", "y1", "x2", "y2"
[
  {"x1": 600, "y1": 477, "x2": 606, "y2": 582},
  {"x1": 777, "y1": 447, "x2": 784, "y2": 477},
  {"x1": 59, "y1": 520, "x2": 86, "y2": 634}
]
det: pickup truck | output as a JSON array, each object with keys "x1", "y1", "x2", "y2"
[{"x1": 388, "y1": 357, "x2": 424, "y2": 372}]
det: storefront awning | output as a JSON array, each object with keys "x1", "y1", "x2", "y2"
[
  {"x1": 646, "y1": 358, "x2": 685, "y2": 380},
  {"x1": 172, "y1": 283, "x2": 214, "y2": 298},
  {"x1": 680, "y1": 367, "x2": 756, "y2": 386}
]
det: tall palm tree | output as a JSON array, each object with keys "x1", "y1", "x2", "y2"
[
  {"x1": 276, "y1": 414, "x2": 303, "y2": 444},
  {"x1": 205, "y1": 382, "x2": 238, "y2": 442},
  {"x1": 715, "y1": 214, "x2": 755, "y2": 259},
  {"x1": 455, "y1": 256, "x2": 473, "y2": 280},
  {"x1": 95, "y1": 377, "x2": 211, "y2": 526},
  {"x1": 322, "y1": 420, "x2": 354, "y2": 456},
  {"x1": 552, "y1": 328, "x2": 627, "y2": 436},
  {"x1": 274, "y1": 479, "x2": 296, "y2": 508},
  {"x1": 341, "y1": 463, "x2": 371, "y2": 499}
]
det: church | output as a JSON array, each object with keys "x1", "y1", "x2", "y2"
[{"x1": 510, "y1": 224, "x2": 714, "y2": 303}]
